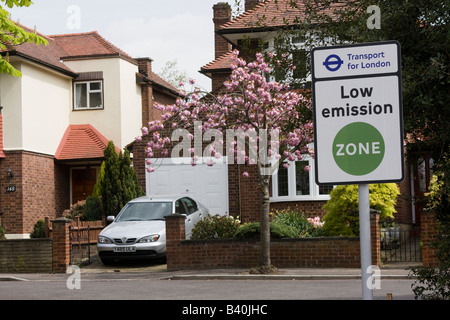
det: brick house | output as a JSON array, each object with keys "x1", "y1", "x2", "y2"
[
  {"x1": 199, "y1": 0, "x2": 427, "y2": 232},
  {"x1": 0, "y1": 25, "x2": 178, "y2": 238},
  {"x1": 132, "y1": 1, "x2": 335, "y2": 223},
  {"x1": 200, "y1": 0, "x2": 335, "y2": 222},
  {"x1": 134, "y1": 0, "x2": 427, "y2": 234}
]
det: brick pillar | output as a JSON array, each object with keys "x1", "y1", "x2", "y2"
[
  {"x1": 370, "y1": 210, "x2": 381, "y2": 266},
  {"x1": 421, "y1": 210, "x2": 439, "y2": 267},
  {"x1": 52, "y1": 217, "x2": 72, "y2": 273},
  {"x1": 165, "y1": 214, "x2": 186, "y2": 270}
]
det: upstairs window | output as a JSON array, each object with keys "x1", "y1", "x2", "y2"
[{"x1": 74, "y1": 81, "x2": 103, "y2": 110}]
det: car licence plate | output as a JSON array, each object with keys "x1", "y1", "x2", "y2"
[{"x1": 114, "y1": 246, "x2": 136, "y2": 253}]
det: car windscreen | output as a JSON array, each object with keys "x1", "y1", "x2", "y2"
[{"x1": 116, "y1": 202, "x2": 173, "y2": 222}]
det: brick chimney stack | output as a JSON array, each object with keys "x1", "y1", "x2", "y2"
[
  {"x1": 136, "y1": 57, "x2": 154, "y2": 126},
  {"x1": 213, "y1": 2, "x2": 232, "y2": 59},
  {"x1": 245, "y1": 0, "x2": 260, "y2": 11}
]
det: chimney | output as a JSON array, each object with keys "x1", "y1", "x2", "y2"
[
  {"x1": 136, "y1": 57, "x2": 154, "y2": 126},
  {"x1": 245, "y1": 0, "x2": 260, "y2": 11},
  {"x1": 137, "y1": 57, "x2": 153, "y2": 78},
  {"x1": 213, "y1": 2, "x2": 232, "y2": 59}
]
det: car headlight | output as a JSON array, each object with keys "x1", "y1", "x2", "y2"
[
  {"x1": 98, "y1": 235, "x2": 113, "y2": 244},
  {"x1": 138, "y1": 234, "x2": 160, "y2": 243}
]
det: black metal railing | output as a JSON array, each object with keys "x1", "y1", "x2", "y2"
[{"x1": 380, "y1": 228, "x2": 422, "y2": 263}]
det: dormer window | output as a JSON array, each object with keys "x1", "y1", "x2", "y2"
[{"x1": 73, "y1": 72, "x2": 104, "y2": 110}]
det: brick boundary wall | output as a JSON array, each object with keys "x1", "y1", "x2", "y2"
[
  {"x1": 0, "y1": 239, "x2": 52, "y2": 273},
  {"x1": 0, "y1": 217, "x2": 102, "y2": 273},
  {"x1": 165, "y1": 213, "x2": 381, "y2": 270}
]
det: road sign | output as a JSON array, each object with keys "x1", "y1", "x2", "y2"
[{"x1": 312, "y1": 41, "x2": 404, "y2": 185}]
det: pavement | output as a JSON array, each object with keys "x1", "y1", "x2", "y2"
[{"x1": 0, "y1": 255, "x2": 419, "y2": 282}]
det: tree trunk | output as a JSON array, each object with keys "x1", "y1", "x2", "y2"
[{"x1": 259, "y1": 176, "x2": 271, "y2": 268}]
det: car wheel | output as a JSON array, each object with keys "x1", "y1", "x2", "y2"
[{"x1": 100, "y1": 257, "x2": 114, "y2": 265}]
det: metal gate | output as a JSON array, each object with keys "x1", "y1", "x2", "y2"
[
  {"x1": 69, "y1": 225, "x2": 93, "y2": 265},
  {"x1": 380, "y1": 228, "x2": 422, "y2": 263}
]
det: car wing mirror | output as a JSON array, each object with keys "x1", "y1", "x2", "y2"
[{"x1": 106, "y1": 216, "x2": 115, "y2": 222}]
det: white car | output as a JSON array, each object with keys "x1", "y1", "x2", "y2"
[{"x1": 97, "y1": 195, "x2": 208, "y2": 264}]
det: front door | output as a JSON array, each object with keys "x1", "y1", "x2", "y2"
[{"x1": 72, "y1": 168, "x2": 97, "y2": 204}]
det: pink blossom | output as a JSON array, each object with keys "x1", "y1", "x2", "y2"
[
  {"x1": 242, "y1": 172, "x2": 249, "y2": 178},
  {"x1": 307, "y1": 216, "x2": 324, "y2": 228},
  {"x1": 141, "y1": 49, "x2": 313, "y2": 179}
]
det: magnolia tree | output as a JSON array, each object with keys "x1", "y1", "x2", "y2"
[{"x1": 136, "y1": 50, "x2": 313, "y2": 269}]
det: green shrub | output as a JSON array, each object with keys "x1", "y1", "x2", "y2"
[
  {"x1": 30, "y1": 220, "x2": 46, "y2": 238},
  {"x1": 101, "y1": 141, "x2": 145, "y2": 217},
  {"x1": 234, "y1": 222, "x2": 299, "y2": 239},
  {"x1": 322, "y1": 183, "x2": 400, "y2": 236},
  {"x1": 271, "y1": 208, "x2": 326, "y2": 237},
  {"x1": 410, "y1": 152, "x2": 450, "y2": 300},
  {"x1": 84, "y1": 196, "x2": 103, "y2": 221},
  {"x1": 62, "y1": 196, "x2": 103, "y2": 221},
  {"x1": 191, "y1": 214, "x2": 240, "y2": 240}
]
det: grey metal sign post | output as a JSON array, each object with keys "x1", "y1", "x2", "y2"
[{"x1": 311, "y1": 41, "x2": 404, "y2": 299}]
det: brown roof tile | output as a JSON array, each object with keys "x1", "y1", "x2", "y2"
[
  {"x1": 50, "y1": 31, "x2": 136, "y2": 63},
  {"x1": 151, "y1": 72, "x2": 179, "y2": 93},
  {"x1": 3, "y1": 23, "x2": 177, "y2": 94},
  {"x1": 55, "y1": 124, "x2": 119, "y2": 161},
  {"x1": 218, "y1": 0, "x2": 343, "y2": 33},
  {"x1": 200, "y1": 51, "x2": 234, "y2": 73},
  {"x1": 2, "y1": 23, "x2": 76, "y2": 76}
]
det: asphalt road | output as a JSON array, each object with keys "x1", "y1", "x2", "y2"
[
  {"x1": 0, "y1": 276, "x2": 416, "y2": 300},
  {"x1": 0, "y1": 258, "x2": 429, "y2": 318},
  {"x1": 1, "y1": 257, "x2": 417, "y2": 301}
]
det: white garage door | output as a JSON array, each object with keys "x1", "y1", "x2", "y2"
[{"x1": 145, "y1": 157, "x2": 229, "y2": 216}]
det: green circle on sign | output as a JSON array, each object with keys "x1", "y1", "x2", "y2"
[{"x1": 333, "y1": 122, "x2": 385, "y2": 176}]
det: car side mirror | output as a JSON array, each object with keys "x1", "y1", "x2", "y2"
[{"x1": 106, "y1": 216, "x2": 115, "y2": 222}]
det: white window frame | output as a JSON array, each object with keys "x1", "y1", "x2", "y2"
[
  {"x1": 265, "y1": 36, "x2": 313, "y2": 84},
  {"x1": 270, "y1": 155, "x2": 333, "y2": 202},
  {"x1": 74, "y1": 80, "x2": 103, "y2": 110}
]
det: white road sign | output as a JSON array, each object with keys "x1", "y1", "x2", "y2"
[{"x1": 312, "y1": 41, "x2": 404, "y2": 185}]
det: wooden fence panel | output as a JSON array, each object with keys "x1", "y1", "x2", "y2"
[{"x1": 45, "y1": 216, "x2": 105, "y2": 245}]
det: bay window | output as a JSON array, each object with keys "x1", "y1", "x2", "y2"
[{"x1": 271, "y1": 156, "x2": 333, "y2": 201}]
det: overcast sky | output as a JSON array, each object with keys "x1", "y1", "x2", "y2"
[{"x1": 9, "y1": 0, "x2": 239, "y2": 91}]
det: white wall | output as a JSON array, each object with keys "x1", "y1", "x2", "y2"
[
  {"x1": 64, "y1": 57, "x2": 142, "y2": 150},
  {"x1": 119, "y1": 58, "x2": 142, "y2": 148},
  {"x1": 0, "y1": 56, "x2": 142, "y2": 155},
  {"x1": 1, "y1": 61, "x2": 72, "y2": 155},
  {"x1": 0, "y1": 62, "x2": 23, "y2": 150},
  {"x1": 21, "y1": 63, "x2": 72, "y2": 155}
]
